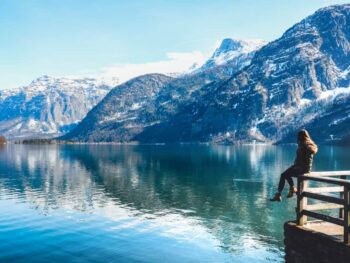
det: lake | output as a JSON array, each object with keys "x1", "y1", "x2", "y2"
[{"x1": 0, "y1": 144, "x2": 348, "y2": 262}]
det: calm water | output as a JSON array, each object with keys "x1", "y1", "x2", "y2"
[{"x1": 0, "y1": 144, "x2": 348, "y2": 263}]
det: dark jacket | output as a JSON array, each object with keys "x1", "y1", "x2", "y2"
[{"x1": 294, "y1": 141, "x2": 318, "y2": 172}]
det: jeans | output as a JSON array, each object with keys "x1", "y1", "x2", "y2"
[{"x1": 278, "y1": 165, "x2": 306, "y2": 193}]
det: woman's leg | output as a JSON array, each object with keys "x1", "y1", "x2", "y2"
[
  {"x1": 271, "y1": 166, "x2": 303, "y2": 201},
  {"x1": 277, "y1": 166, "x2": 298, "y2": 193}
]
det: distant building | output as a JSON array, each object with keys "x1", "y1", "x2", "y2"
[{"x1": 0, "y1": 135, "x2": 6, "y2": 144}]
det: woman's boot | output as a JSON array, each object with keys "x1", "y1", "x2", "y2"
[
  {"x1": 269, "y1": 192, "x2": 282, "y2": 202},
  {"x1": 287, "y1": 186, "x2": 297, "y2": 198}
]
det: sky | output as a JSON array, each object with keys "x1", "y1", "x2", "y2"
[{"x1": 0, "y1": 0, "x2": 348, "y2": 89}]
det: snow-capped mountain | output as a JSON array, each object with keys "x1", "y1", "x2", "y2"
[
  {"x1": 234, "y1": 3, "x2": 350, "y2": 143},
  {"x1": 0, "y1": 75, "x2": 116, "y2": 139},
  {"x1": 61, "y1": 74, "x2": 173, "y2": 142},
  {"x1": 63, "y1": 4, "x2": 350, "y2": 144},
  {"x1": 178, "y1": 3, "x2": 350, "y2": 144},
  {"x1": 62, "y1": 45, "x2": 254, "y2": 142},
  {"x1": 192, "y1": 38, "x2": 266, "y2": 73},
  {"x1": 147, "y1": 4, "x2": 350, "y2": 144}
]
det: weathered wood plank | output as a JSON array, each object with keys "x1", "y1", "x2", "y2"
[
  {"x1": 303, "y1": 192, "x2": 344, "y2": 205},
  {"x1": 308, "y1": 171, "x2": 350, "y2": 177},
  {"x1": 297, "y1": 177, "x2": 308, "y2": 226},
  {"x1": 339, "y1": 176, "x2": 346, "y2": 219},
  {"x1": 344, "y1": 186, "x2": 350, "y2": 244},
  {"x1": 307, "y1": 186, "x2": 343, "y2": 193},
  {"x1": 306, "y1": 203, "x2": 343, "y2": 211},
  {"x1": 302, "y1": 210, "x2": 344, "y2": 226},
  {"x1": 299, "y1": 175, "x2": 350, "y2": 187}
]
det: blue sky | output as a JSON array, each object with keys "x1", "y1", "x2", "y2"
[{"x1": 0, "y1": 0, "x2": 348, "y2": 89}]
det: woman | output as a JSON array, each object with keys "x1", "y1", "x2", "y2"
[{"x1": 270, "y1": 129, "x2": 318, "y2": 202}]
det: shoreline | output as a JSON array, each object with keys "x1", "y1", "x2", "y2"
[{"x1": 3, "y1": 139, "x2": 346, "y2": 147}]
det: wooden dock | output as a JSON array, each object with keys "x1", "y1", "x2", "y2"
[
  {"x1": 285, "y1": 171, "x2": 350, "y2": 263},
  {"x1": 296, "y1": 171, "x2": 350, "y2": 243}
]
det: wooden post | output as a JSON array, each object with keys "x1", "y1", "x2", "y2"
[
  {"x1": 297, "y1": 176, "x2": 308, "y2": 226},
  {"x1": 344, "y1": 186, "x2": 350, "y2": 244},
  {"x1": 339, "y1": 175, "x2": 346, "y2": 218}
]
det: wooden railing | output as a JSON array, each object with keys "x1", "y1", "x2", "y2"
[{"x1": 296, "y1": 171, "x2": 350, "y2": 244}]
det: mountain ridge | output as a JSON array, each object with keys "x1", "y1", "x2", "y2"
[
  {"x1": 0, "y1": 75, "x2": 116, "y2": 139},
  {"x1": 62, "y1": 38, "x2": 262, "y2": 142},
  {"x1": 64, "y1": 4, "x2": 350, "y2": 144},
  {"x1": 3, "y1": 4, "x2": 350, "y2": 144},
  {"x1": 192, "y1": 38, "x2": 267, "y2": 73}
]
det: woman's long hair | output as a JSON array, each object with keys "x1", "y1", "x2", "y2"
[{"x1": 297, "y1": 129, "x2": 318, "y2": 154}]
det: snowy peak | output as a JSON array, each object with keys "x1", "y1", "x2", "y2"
[
  {"x1": 24, "y1": 75, "x2": 118, "y2": 92},
  {"x1": 213, "y1": 38, "x2": 265, "y2": 57},
  {"x1": 194, "y1": 38, "x2": 267, "y2": 73},
  {"x1": 213, "y1": 38, "x2": 243, "y2": 56},
  {"x1": 0, "y1": 76, "x2": 117, "y2": 139},
  {"x1": 211, "y1": 38, "x2": 266, "y2": 65}
]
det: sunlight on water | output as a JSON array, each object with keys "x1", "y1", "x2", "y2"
[{"x1": 0, "y1": 144, "x2": 348, "y2": 262}]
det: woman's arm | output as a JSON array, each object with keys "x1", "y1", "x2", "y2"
[{"x1": 305, "y1": 142, "x2": 318, "y2": 154}]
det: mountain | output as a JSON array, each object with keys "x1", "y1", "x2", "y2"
[
  {"x1": 62, "y1": 40, "x2": 259, "y2": 142},
  {"x1": 0, "y1": 76, "x2": 115, "y2": 139},
  {"x1": 64, "y1": 4, "x2": 350, "y2": 144},
  {"x1": 137, "y1": 4, "x2": 350, "y2": 144},
  {"x1": 61, "y1": 74, "x2": 173, "y2": 142},
  {"x1": 193, "y1": 38, "x2": 266, "y2": 73}
]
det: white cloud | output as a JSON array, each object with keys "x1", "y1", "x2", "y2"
[
  {"x1": 2, "y1": 50, "x2": 209, "y2": 90},
  {"x1": 97, "y1": 51, "x2": 207, "y2": 84}
]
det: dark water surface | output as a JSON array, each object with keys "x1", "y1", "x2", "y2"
[{"x1": 0, "y1": 144, "x2": 348, "y2": 262}]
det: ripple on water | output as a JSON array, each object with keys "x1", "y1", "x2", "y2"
[{"x1": 3, "y1": 144, "x2": 340, "y2": 262}]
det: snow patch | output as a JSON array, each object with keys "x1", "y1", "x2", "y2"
[
  {"x1": 318, "y1": 87, "x2": 350, "y2": 100},
  {"x1": 131, "y1": 103, "x2": 142, "y2": 110}
]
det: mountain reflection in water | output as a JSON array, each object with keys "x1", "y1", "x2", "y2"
[{"x1": 0, "y1": 144, "x2": 347, "y2": 262}]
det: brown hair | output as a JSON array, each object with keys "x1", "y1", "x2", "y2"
[
  {"x1": 297, "y1": 129, "x2": 318, "y2": 154},
  {"x1": 297, "y1": 129, "x2": 311, "y2": 142}
]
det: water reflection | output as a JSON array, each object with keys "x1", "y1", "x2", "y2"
[{"x1": 0, "y1": 144, "x2": 348, "y2": 262}]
